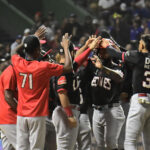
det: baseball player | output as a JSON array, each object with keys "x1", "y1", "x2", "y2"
[
  {"x1": 88, "y1": 48, "x2": 125, "y2": 150},
  {"x1": 101, "y1": 34, "x2": 150, "y2": 150},
  {"x1": 11, "y1": 26, "x2": 72, "y2": 150},
  {"x1": 74, "y1": 65, "x2": 92, "y2": 150},
  {"x1": 52, "y1": 37, "x2": 100, "y2": 150},
  {"x1": 39, "y1": 50, "x2": 57, "y2": 150},
  {"x1": 118, "y1": 62, "x2": 133, "y2": 150},
  {"x1": 0, "y1": 65, "x2": 17, "y2": 150}
]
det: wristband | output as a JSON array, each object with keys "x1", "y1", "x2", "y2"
[{"x1": 64, "y1": 106, "x2": 73, "y2": 117}]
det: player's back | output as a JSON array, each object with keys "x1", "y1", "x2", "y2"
[
  {"x1": 132, "y1": 52, "x2": 150, "y2": 94},
  {"x1": 11, "y1": 54, "x2": 63, "y2": 117}
]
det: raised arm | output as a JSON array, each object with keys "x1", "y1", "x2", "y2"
[
  {"x1": 61, "y1": 33, "x2": 73, "y2": 74},
  {"x1": 73, "y1": 36, "x2": 101, "y2": 72},
  {"x1": 11, "y1": 25, "x2": 46, "y2": 56},
  {"x1": 74, "y1": 35, "x2": 96, "y2": 58},
  {"x1": 100, "y1": 38, "x2": 139, "y2": 64}
]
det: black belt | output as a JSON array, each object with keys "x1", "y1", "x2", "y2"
[{"x1": 92, "y1": 103, "x2": 120, "y2": 110}]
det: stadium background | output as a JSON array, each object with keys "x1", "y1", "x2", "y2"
[{"x1": 0, "y1": 0, "x2": 150, "y2": 149}]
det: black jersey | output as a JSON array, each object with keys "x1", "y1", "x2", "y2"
[
  {"x1": 85, "y1": 59, "x2": 123, "y2": 106},
  {"x1": 107, "y1": 46, "x2": 150, "y2": 94},
  {"x1": 74, "y1": 66, "x2": 92, "y2": 114},
  {"x1": 122, "y1": 50, "x2": 150, "y2": 94},
  {"x1": 55, "y1": 72, "x2": 80, "y2": 105}
]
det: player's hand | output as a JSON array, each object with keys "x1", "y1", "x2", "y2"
[
  {"x1": 89, "y1": 36, "x2": 101, "y2": 50},
  {"x1": 111, "y1": 43, "x2": 120, "y2": 51},
  {"x1": 34, "y1": 25, "x2": 46, "y2": 40},
  {"x1": 67, "y1": 116, "x2": 77, "y2": 128},
  {"x1": 84, "y1": 35, "x2": 96, "y2": 48},
  {"x1": 61, "y1": 33, "x2": 72, "y2": 50},
  {"x1": 91, "y1": 55, "x2": 103, "y2": 69},
  {"x1": 100, "y1": 38, "x2": 112, "y2": 48}
]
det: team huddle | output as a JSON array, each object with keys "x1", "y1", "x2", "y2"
[{"x1": 0, "y1": 25, "x2": 150, "y2": 150}]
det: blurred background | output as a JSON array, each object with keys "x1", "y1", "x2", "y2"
[{"x1": 0, "y1": 0, "x2": 150, "y2": 149}]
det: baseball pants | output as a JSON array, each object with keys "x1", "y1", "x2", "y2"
[
  {"x1": 118, "y1": 102, "x2": 130, "y2": 150},
  {"x1": 93, "y1": 104, "x2": 125, "y2": 149},
  {"x1": 0, "y1": 125, "x2": 16, "y2": 150},
  {"x1": 52, "y1": 106, "x2": 80, "y2": 150},
  {"x1": 76, "y1": 114, "x2": 91, "y2": 150},
  {"x1": 17, "y1": 116, "x2": 46, "y2": 150},
  {"x1": 44, "y1": 117, "x2": 56, "y2": 150},
  {"x1": 124, "y1": 93, "x2": 150, "y2": 150}
]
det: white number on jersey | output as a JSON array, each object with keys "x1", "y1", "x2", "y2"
[
  {"x1": 143, "y1": 71, "x2": 150, "y2": 88},
  {"x1": 73, "y1": 78, "x2": 80, "y2": 91},
  {"x1": 19, "y1": 73, "x2": 33, "y2": 89},
  {"x1": 91, "y1": 76, "x2": 111, "y2": 90}
]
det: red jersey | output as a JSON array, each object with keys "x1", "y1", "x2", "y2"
[
  {"x1": 0, "y1": 65, "x2": 17, "y2": 124},
  {"x1": 11, "y1": 54, "x2": 63, "y2": 117}
]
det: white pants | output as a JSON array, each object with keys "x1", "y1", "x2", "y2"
[
  {"x1": 0, "y1": 125, "x2": 16, "y2": 150},
  {"x1": 44, "y1": 117, "x2": 56, "y2": 150},
  {"x1": 17, "y1": 116, "x2": 46, "y2": 150},
  {"x1": 125, "y1": 94, "x2": 150, "y2": 150},
  {"x1": 118, "y1": 102, "x2": 130, "y2": 150},
  {"x1": 52, "y1": 106, "x2": 80, "y2": 150},
  {"x1": 93, "y1": 105, "x2": 125, "y2": 149},
  {"x1": 76, "y1": 114, "x2": 91, "y2": 150}
]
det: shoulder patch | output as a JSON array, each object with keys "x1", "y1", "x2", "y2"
[{"x1": 57, "y1": 76, "x2": 67, "y2": 85}]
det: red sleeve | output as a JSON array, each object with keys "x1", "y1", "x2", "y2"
[
  {"x1": 47, "y1": 63, "x2": 64, "y2": 77},
  {"x1": 74, "y1": 48, "x2": 91, "y2": 67},
  {"x1": 11, "y1": 54, "x2": 22, "y2": 66},
  {"x1": 57, "y1": 76, "x2": 67, "y2": 93},
  {"x1": 2, "y1": 66, "x2": 16, "y2": 91},
  {"x1": 122, "y1": 52, "x2": 125, "y2": 62}
]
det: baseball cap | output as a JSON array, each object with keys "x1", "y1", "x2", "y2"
[
  {"x1": 24, "y1": 28, "x2": 30, "y2": 34},
  {"x1": 16, "y1": 34, "x2": 22, "y2": 40}
]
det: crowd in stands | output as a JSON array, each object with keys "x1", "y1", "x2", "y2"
[{"x1": 0, "y1": 0, "x2": 150, "y2": 74}]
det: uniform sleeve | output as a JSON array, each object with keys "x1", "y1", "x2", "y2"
[
  {"x1": 122, "y1": 51, "x2": 139, "y2": 64},
  {"x1": 11, "y1": 54, "x2": 22, "y2": 66},
  {"x1": 47, "y1": 63, "x2": 64, "y2": 77},
  {"x1": 56, "y1": 76, "x2": 67, "y2": 93},
  {"x1": 3, "y1": 66, "x2": 16, "y2": 91},
  {"x1": 106, "y1": 46, "x2": 139, "y2": 64}
]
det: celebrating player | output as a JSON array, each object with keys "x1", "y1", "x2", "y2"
[
  {"x1": 52, "y1": 37, "x2": 100, "y2": 150},
  {"x1": 101, "y1": 34, "x2": 150, "y2": 150},
  {"x1": 0, "y1": 64, "x2": 17, "y2": 150},
  {"x1": 11, "y1": 26, "x2": 72, "y2": 150}
]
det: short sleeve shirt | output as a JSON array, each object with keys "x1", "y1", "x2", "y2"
[
  {"x1": 0, "y1": 65, "x2": 17, "y2": 124},
  {"x1": 11, "y1": 54, "x2": 63, "y2": 117}
]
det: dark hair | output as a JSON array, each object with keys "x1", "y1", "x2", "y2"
[
  {"x1": 23, "y1": 35, "x2": 40, "y2": 55},
  {"x1": 141, "y1": 34, "x2": 150, "y2": 52}
]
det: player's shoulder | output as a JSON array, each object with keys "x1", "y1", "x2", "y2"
[
  {"x1": 1, "y1": 65, "x2": 14, "y2": 76},
  {"x1": 125, "y1": 50, "x2": 139, "y2": 56},
  {"x1": 57, "y1": 75, "x2": 67, "y2": 86}
]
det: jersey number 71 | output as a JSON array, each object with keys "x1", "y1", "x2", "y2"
[{"x1": 19, "y1": 73, "x2": 33, "y2": 89}]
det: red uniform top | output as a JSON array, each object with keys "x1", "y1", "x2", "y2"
[
  {"x1": 11, "y1": 54, "x2": 63, "y2": 117},
  {"x1": 0, "y1": 65, "x2": 17, "y2": 124}
]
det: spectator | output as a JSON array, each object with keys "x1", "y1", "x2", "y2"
[
  {"x1": 47, "y1": 11, "x2": 58, "y2": 32},
  {"x1": 82, "y1": 16, "x2": 95, "y2": 35},
  {"x1": 62, "y1": 13, "x2": 82, "y2": 44},
  {"x1": 10, "y1": 35, "x2": 22, "y2": 55},
  {"x1": 22, "y1": 28, "x2": 31, "y2": 42},
  {"x1": 130, "y1": 19, "x2": 144, "y2": 43},
  {"x1": 110, "y1": 13, "x2": 130, "y2": 46}
]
